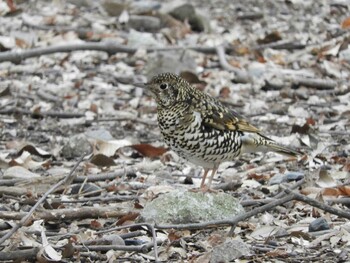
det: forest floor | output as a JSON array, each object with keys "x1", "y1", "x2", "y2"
[{"x1": 0, "y1": 0, "x2": 350, "y2": 262}]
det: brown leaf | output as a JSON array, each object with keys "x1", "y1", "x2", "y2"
[
  {"x1": 291, "y1": 123, "x2": 310, "y2": 134},
  {"x1": 257, "y1": 31, "x2": 282, "y2": 44},
  {"x1": 341, "y1": 17, "x2": 350, "y2": 29},
  {"x1": 306, "y1": 117, "x2": 316, "y2": 126},
  {"x1": 338, "y1": 186, "x2": 350, "y2": 196},
  {"x1": 116, "y1": 212, "x2": 139, "y2": 226},
  {"x1": 134, "y1": 201, "x2": 143, "y2": 209},
  {"x1": 131, "y1": 144, "x2": 168, "y2": 158},
  {"x1": 90, "y1": 154, "x2": 116, "y2": 167},
  {"x1": 90, "y1": 219, "x2": 103, "y2": 229},
  {"x1": 219, "y1": 87, "x2": 231, "y2": 99},
  {"x1": 322, "y1": 187, "x2": 342, "y2": 196},
  {"x1": 168, "y1": 231, "x2": 182, "y2": 242},
  {"x1": 18, "y1": 145, "x2": 51, "y2": 158},
  {"x1": 90, "y1": 103, "x2": 98, "y2": 113}
]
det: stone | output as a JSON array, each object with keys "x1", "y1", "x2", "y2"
[
  {"x1": 61, "y1": 134, "x2": 92, "y2": 159},
  {"x1": 140, "y1": 189, "x2": 244, "y2": 224},
  {"x1": 309, "y1": 217, "x2": 330, "y2": 232}
]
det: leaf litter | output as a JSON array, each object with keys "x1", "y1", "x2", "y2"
[{"x1": 0, "y1": 0, "x2": 349, "y2": 262}]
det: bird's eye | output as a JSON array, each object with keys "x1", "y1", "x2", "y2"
[{"x1": 160, "y1": 83, "x2": 168, "y2": 90}]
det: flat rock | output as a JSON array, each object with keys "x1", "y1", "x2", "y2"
[{"x1": 140, "y1": 189, "x2": 244, "y2": 224}]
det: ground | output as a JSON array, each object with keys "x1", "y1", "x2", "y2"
[{"x1": 0, "y1": 0, "x2": 349, "y2": 262}]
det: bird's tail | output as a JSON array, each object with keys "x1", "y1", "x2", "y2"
[{"x1": 241, "y1": 133, "x2": 301, "y2": 157}]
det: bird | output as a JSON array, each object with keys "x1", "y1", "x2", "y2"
[{"x1": 145, "y1": 72, "x2": 300, "y2": 190}]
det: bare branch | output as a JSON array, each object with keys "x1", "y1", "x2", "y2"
[
  {"x1": 283, "y1": 187, "x2": 350, "y2": 220},
  {"x1": 0, "y1": 41, "x2": 234, "y2": 63}
]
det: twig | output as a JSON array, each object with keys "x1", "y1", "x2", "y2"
[
  {"x1": 215, "y1": 44, "x2": 251, "y2": 83},
  {"x1": 0, "y1": 41, "x2": 235, "y2": 63},
  {"x1": 0, "y1": 107, "x2": 85, "y2": 119},
  {"x1": 282, "y1": 187, "x2": 350, "y2": 220},
  {"x1": 0, "y1": 155, "x2": 86, "y2": 245},
  {"x1": 0, "y1": 247, "x2": 39, "y2": 261},
  {"x1": 327, "y1": 197, "x2": 350, "y2": 205},
  {"x1": 73, "y1": 168, "x2": 136, "y2": 182},
  {"x1": 0, "y1": 206, "x2": 134, "y2": 221},
  {"x1": 49, "y1": 194, "x2": 137, "y2": 204},
  {"x1": 75, "y1": 240, "x2": 161, "y2": 255},
  {"x1": 287, "y1": 76, "x2": 337, "y2": 90},
  {"x1": 97, "y1": 223, "x2": 159, "y2": 261},
  {"x1": 273, "y1": 178, "x2": 305, "y2": 199}
]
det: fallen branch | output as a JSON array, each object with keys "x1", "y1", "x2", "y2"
[
  {"x1": 49, "y1": 194, "x2": 137, "y2": 204},
  {"x1": 0, "y1": 206, "x2": 134, "y2": 221},
  {"x1": 0, "y1": 41, "x2": 234, "y2": 63},
  {"x1": 0, "y1": 247, "x2": 39, "y2": 262},
  {"x1": 0, "y1": 155, "x2": 86, "y2": 245},
  {"x1": 0, "y1": 107, "x2": 85, "y2": 119},
  {"x1": 287, "y1": 76, "x2": 337, "y2": 90},
  {"x1": 74, "y1": 168, "x2": 136, "y2": 182},
  {"x1": 75, "y1": 242, "x2": 157, "y2": 253},
  {"x1": 283, "y1": 187, "x2": 350, "y2": 220}
]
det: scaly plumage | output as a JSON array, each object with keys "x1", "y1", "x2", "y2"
[{"x1": 145, "y1": 73, "x2": 300, "y2": 189}]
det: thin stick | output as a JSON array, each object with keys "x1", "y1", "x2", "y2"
[
  {"x1": 0, "y1": 155, "x2": 86, "y2": 245},
  {"x1": 0, "y1": 42, "x2": 234, "y2": 63},
  {"x1": 0, "y1": 107, "x2": 84, "y2": 118},
  {"x1": 283, "y1": 187, "x2": 350, "y2": 220}
]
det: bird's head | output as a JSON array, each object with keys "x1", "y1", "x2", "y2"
[{"x1": 145, "y1": 73, "x2": 189, "y2": 108}]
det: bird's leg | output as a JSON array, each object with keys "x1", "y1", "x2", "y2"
[
  {"x1": 206, "y1": 167, "x2": 218, "y2": 189},
  {"x1": 200, "y1": 169, "x2": 210, "y2": 189}
]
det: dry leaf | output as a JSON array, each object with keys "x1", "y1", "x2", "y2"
[
  {"x1": 116, "y1": 212, "x2": 140, "y2": 226},
  {"x1": 90, "y1": 154, "x2": 116, "y2": 167},
  {"x1": 341, "y1": 17, "x2": 350, "y2": 29},
  {"x1": 131, "y1": 144, "x2": 168, "y2": 158}
]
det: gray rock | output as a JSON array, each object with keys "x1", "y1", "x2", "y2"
[
  {"x1": 309, "y1": 217, "x2": 330, "y2": 232},
  {"x1": 140, "y1": 190, "x2": 244, "y2": 224},
  {"x1": 210, "y1": 239, "x2": 250, "y2": 263},
  {"x1": 61, "y1": 134, "x2": 92, "y2": 159},
  {"x1": 285, "y1": 171, "x2": 304, "y2": 181},
  {"x1": 269, "y1": 173, "x2": 287, "y2": 185},
  {"x1": 168, "y1": 3, "x2": 206, "y2": 32}
]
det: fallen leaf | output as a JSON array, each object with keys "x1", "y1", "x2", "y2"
[
  {"x1": 90, "y1": 154, "x2": 116, "y2": 167},
  {"x1": 257, "y1": 31, "x2": 282, "y2": 44},
  {"x1": 131, "y1": 144, "x2": 168, "y2": 158},
  {"x1": 18, "y1": 144, "x2": 51, "y2": 158},
  {"x1": 116, "y1": 212, "x2": 139, "y2": 226},
  {"x1": 341, "y1": 17, "x2": 350, "y2": 29}
]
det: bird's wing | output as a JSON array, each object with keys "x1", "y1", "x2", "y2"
[{"x1": 190, "y1": 98, "x2": 260, "y2": 133}]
